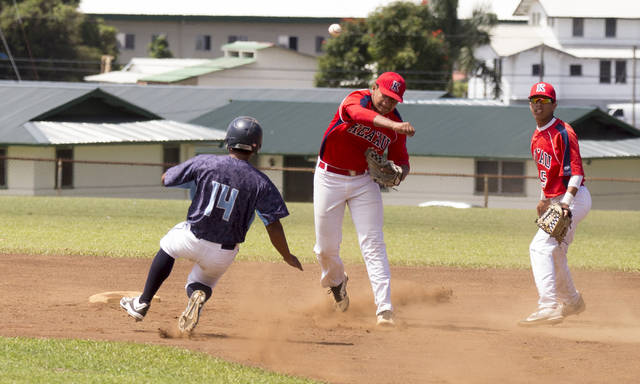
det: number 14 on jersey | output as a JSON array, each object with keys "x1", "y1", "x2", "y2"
[{"x1": 204, "y1": 181, "x2": 239, "y2": 221}]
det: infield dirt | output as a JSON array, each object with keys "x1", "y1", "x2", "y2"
[{"x1": 2, "y1": 253, "x2": 640, "y2": 383}]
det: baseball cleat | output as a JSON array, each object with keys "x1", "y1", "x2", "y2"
[
  {"x1": 329, "y1": 273, "x2": 349, "y2": 312},
  {"x1": 518, "y1": 306, "x2": 564, "y2": 327},
  {"x1": 562, "y1": 294, "x2": 586, "y2": 317},
  {"x1": 120, "y1": 296, "x2": 149, "y2": 321},
  {"x1": 376, "y1": 310, "x2": 395, "y2": 327},
  {"x1": 178, "y1": 290, "x2": 206, "y2": 333}
]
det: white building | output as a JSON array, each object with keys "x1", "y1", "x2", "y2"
[
  {"x1": 85, "y1": 42, "x2": 318, "y2": 88},
  {"x1": 468, "y1": 0, "x2": 640, "y2": 111}
]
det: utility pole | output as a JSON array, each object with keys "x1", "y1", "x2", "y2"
[{"x1": 539, "y1": 45, "x2": 545, "y2": 82}]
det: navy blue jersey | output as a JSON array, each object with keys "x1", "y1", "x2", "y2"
[{"x1": 163, "y1": 154, "x2": 288, "y2": 244}]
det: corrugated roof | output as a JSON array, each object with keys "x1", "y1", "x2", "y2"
[
  {"x1": 0, "y1": 81, "x2": 445, "y2": 124},
  {"x1": 190, "y1": 100, "x2": 640, "y2": 159},
  {"x1": 18, "y1": 120, "x2": 225, "y2": 145},
  {"x1": 85, "y1": 58, "x2": 213, "y2": 84},
  {"x1": 96, "y1": 83, "x2": 447, "y2": 121},
  {"x1": 221, "y1": 41, "x2": 273, "y2": 51},
  {"x1": 580, "y1": 138, "x2": 640, "y2": 159},
  {"x1": 78, "y1": 0, "x2": 400, "y2": 18},
  {"x1": 564, "y1": 47, "x2": 638, "y2": 59},
  {"x1": 515, "y1": 0, "x2": 640, "y2": 18},
  {"x1": 0, "y1": 85, "x2": 90, "y2": 140},
  {"x1": 139, "y1": 57, "x2": 256, "y2": 83}
]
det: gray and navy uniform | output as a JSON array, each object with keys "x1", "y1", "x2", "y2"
[{"x1": 160, "y1": 154, "x2": 288, "y2": 288}]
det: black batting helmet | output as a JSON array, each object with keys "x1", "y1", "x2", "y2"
[{"x1": 225, "y1": 116, "x2": 263, "y2": 152}]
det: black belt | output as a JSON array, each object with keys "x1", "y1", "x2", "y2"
[{"x1": 221, "y1": 243, "x2": 236, "y2": 250}]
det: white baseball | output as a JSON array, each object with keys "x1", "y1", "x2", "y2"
[{"x1": 328, "y1": 23, "x2": 342, "y2": 37}]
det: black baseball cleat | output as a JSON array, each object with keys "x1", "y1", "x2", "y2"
[
  {"x1": 329, "y1": 274, "x2": 349, "y2": 312},
  {"x1": 120, "y1": 296, "x2": 149, "y2": 321},
  {"x1": 178, "y1": 290, "x2": 206, "y2": 333}
]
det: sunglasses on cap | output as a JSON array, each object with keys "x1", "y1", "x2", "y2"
[{"x1": 530, "y1": 97, "x2": 553, "y2": 104}]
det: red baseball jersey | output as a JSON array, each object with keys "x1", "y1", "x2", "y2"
[
  {"x1": 530, "y1": 117, "x2": 585, "y2": 198},
  {"x1": 319, "y1": 89, "x2": 410, "y2": 172}
]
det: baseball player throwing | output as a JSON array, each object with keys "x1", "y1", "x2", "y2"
[
  {"x1": 313, "y1": 72, "x2": 415, "y2": 326},
  {"x1": 120, "y1": 116, "x2": 303, "y2": 333},
  {"x1": 519, "y1": 82, "x2": 591, "y2": 326}
]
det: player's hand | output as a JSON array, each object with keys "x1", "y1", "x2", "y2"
[
  {"x1": 536, "y1": 199, "x2": 550, "y2": 216},
  {"x1": 559, "y1": 203, "x2": 572, "y2": 218},
  {"x1": 283, "y1": 254, "x2": 303, "y2": 271},
  {"x1": 393, "y1": 122, "x2": 415, "y2": 137}
]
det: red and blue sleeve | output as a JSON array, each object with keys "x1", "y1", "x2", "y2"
[{"x1": 555, "y1": 123, "x2": 584, "y2": 177}]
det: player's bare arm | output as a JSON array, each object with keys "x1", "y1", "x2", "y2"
[
  {"x1": 400, "y1": 164, "x2": 410, "y2": 181},
  {"x1": 560, "y1": 186, "x2": 579, "y2": 216},
  {"x1": 265, "y1": 220, "x2": 303, "y2": 271},
  {"x1": 372, "y1": 115, "x2": 415, "y2": 137},
  {"x1": 536, "y1": 199, "x2": 550, "y2": 216}
]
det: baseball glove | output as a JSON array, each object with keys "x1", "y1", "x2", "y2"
[
  {"x1": 536, "y1": 203, "x2": 572, "y2": 243},
  {"x1": 364, "y1": 148, "x2": 403, "y2": 187}
]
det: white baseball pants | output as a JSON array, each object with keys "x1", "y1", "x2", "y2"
[
  {"x1": 160, "y1": 221, "x2": 239, "y2": 291},
  {"x1": 529, "y1": 186, "x2": 591, "y2": 309},
  {"x1": 313, "y1": 164, "x2": 392, "y2": 315}
]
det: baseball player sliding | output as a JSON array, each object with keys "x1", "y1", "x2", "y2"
[
  {"x1": 519, "y1": 82, "x2": 591, "y2": 326},
  {"x1": 313, "y1": 72, "x2": 415, "y2": 326},
  {"x1": 120, "y1": 116, "x2": 303, "y2": 333}
]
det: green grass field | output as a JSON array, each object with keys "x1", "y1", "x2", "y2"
[
  {"x1": 0, "y1": 196, "x2": 638, "y2": 270},
  {"x1": 0, "y1": 337, "x2": 319, "y2": 384},
  {"x1": 1, "y1": 195, "x2": 639, "y2": 383}
]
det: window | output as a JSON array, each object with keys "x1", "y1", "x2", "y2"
[
  {"x1": 570, "y1": 64, "x2": 582, "y2": 76},
  {"x1": 615, "y1": 60, "x2": 627, "y2": 83},
  {"x1": 532, "y1": 64, "x2": 544, "y2": 77},
  {"x1": 315, "y1": 36, "x2": 325, "y2": 53},
  {"x1": 0, "y1": 147, "x2": 6, "y2": 188},
  {"x1": 196, "y1": 35, "x2": 211, "y2": 51},
  {"x1": 501, "y1": 161, "x2": 525, "y2": 194},
  {"x1": 228, "y1": 35, "x2": 248, "y2": 43},
  {"x1": 55, "y1": 148, "x2": 73, "y2": 189},
  {"x1": 277, "y1": 35, "x2": 298, "y2": 51},
  {"x1": 475, "y1": 160, "x2": 524, "y2": 195},
  {"x1": 572, "y1": 18, "x2": 584, "y2": 37},
  {"x1": 605, "y1": 18, "x2": 616, "y2": 37},
  {"x1": 117, "y1": 33, "x2": 135, "y2": 50},
  {"x1": 125, "y1": 34, "x2": 135, "y2": 50},
  {"x1": 151, "y1": 34, "x2": 167, "y2": 43},
  {"x1": 600, "y1": 60, "x2": 611, "y2": 83},
  {"x1": 163, "y1": 145, "x2": 180, "y2": 172}
]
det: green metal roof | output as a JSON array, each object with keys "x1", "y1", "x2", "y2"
[
  {"x1": 0, "y1": 82, "x2": 222, "y2": 145},
  {"x1": 140, "y1": 57, "x2": 256, "y2": 83},
  {"x1": 190, "y1": 100, "x2": 640, "y2": 158},
  {"x1": 221, "y1": 41, "x2": 274, "y2": 51}
]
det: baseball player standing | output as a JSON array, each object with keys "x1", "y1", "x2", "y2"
[
  {"x1": 519, "y1": 82, "x2": 591, "y2": 326},
  {"x1": 120, "y1": 116, "x2": 303, "y2": 333},
  {"x1": 314, "y1": 72, "x2": 415, "y2": 326}
]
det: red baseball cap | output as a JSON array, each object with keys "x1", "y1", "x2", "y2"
[
  {"x1": 375, "y1": 72, "x2": 406, "y2": 103},
  {"x1": 529, "y1": 81, "x2": 556, "y2": 102}
]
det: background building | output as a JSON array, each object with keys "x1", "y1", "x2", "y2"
[{"x1": 469, "y1": 0, "x2": 640, "y2": 117}]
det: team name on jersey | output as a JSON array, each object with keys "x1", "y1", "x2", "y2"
[
  {"x1": 534, "y1": 148, "x2": 552, "y2": 170},
  {"x1": 346, "y1": 124, "x2": 391, "y2": 150}
]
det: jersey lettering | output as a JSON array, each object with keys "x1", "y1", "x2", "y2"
[
  {"x1": 535, "y1": 148, "x2": 552, "y2": 170},
  {"x1": 204, "y1": 181, "x2": 239, "y2": 221},
  {"x1": 346, "y1": 123, "x2": 391, "y2": 150},
  {"x1": 539, "y1": 170, "x2": 547, "y2": 187}
]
